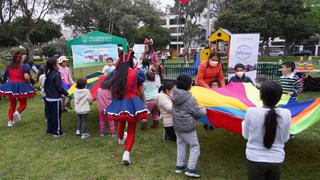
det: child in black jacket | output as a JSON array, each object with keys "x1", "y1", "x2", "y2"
[{"x1": 44, "y1": 58, "x2": 69, "y2": 137}]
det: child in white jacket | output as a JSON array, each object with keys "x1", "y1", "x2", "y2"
[
  {"x1": 157, "y1": 82, "x2": 176, "y2": 141},
  {"x1": 74, "y1": 78, "x2": 93, "y2": 139}
]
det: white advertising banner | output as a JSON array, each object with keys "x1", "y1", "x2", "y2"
[
  {"x1": 228, "y1": 33, "x2": 260, "y2": 83},
  {"x1": 133, "y1": 44, "x2": 145, "y2": 68}
]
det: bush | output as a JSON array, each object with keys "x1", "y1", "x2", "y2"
[
  {"x1": 41, "y1": 45, "x2": 57, "y2": 57},
  {"x1": 10, "y1": 48, "x2": 27, "y2": 55}
]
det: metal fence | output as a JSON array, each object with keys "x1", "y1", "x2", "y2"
[{"x1": 163, "y1": 63, "x2": 281, "y2": 80}]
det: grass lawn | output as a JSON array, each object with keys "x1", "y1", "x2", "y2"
[{"x1": 0, "y1": 91, "x2": 319, "y2": 179}]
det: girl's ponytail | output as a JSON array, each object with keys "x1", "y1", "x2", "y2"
[{"x1": 263, "y1": 107, "x2": 278, "y2": 149}]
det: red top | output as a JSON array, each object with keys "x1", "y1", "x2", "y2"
[
  {"x1": 195, "y1": 60, "x2": 226, "y2": 88},
  {"x1": 7, "y1": 64, "x2": 28, "y2": 83},
  {"x1": 124, "y1": 69, "x2": 145, "y2": 98}
]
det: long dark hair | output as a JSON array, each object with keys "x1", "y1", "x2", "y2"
[
  {"x1": 260, "y1": 80, "x2": 283, "y2": 149},
  {"x1": 45, "y1": 58, "x2": 57, "y2": 76},
  {"x1": 100, "y1": 76, "x2": 112, "y2": 90},
  {"x1": 109, "y1": 51, "x2": 135, "y2": 98},
  {"x1": 10, "y1": 52, "x2": 23, "y2": 69}
]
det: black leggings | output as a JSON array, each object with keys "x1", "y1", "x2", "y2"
[{"x1": 247, "y1": 160, "x2": 282, "y2": 180}]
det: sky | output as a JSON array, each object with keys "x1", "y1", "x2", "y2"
[{"x1": 150, "y1": 0, "x2": 175, "y2": 10}]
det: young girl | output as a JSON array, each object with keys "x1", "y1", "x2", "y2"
[
  {"x1": 157, "y1": 82, "x2": 176, "y2": 141},
  {"x1": 0, "y1": 52, "x2": 36, "y2": 127},
  {"x1": 242, "y1": 80, "x2": 291, "y2": 180},
  {"x1": 44, "y1": 58, "x2": 69, "y2": 137},
  {"x1": 37, "y1": 66, "x2": 48, "y2": 122},
  {"x1": 96, "y1": 77, "x2": 115, "y2": 137},
  {"x1": 141, "y1": 71, "x2": 159, "y2": 130},
  {"x1": 74, "y1": 78, "x2": 93, "y2": 139},
  {"x1": 105, "y1": 51, "x2": 149, "y2": 165},
  {"x1": 150, "y1": 64, "x2": 163, "y2": 91},
  {"x1": 57, "y1": 56, "x2": 74, "y2": 111}
]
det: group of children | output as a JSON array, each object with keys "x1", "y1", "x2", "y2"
[{"x1": 0, "y1": 49, "x2": 304, "y2": 179}]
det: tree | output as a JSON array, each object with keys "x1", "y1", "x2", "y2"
[
  {"x1": 215, "y1": 0, "x2": 319, "y2": 56},
  {"x1": 0, "y1": 0, "x2": 19, "y2": 47},
  {"x1": 41, "y1": 44, "x2": 57, "y2": 57},
  {"x1": 62, "y1": 0, "x2": 170, "y2": 48},
  {"x1": 0, "y1": 0, "x2": 64, "y2": 61}
]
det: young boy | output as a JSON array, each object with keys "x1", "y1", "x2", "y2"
[
  {"x1": 172, "y1": 74, "x2": 207, "y2": 178},
  {"x1": 102, "y1": 57, "x2": 115, "y2": 75},
  {"x1": 279, "y1": 62, "x2": 303, "y2": 97},
  {"x1": 229, "y1": 63, "x2": 253, "y2": 84},
  {"x1": 210, "y1": 79, "x2": 220, "y2": 89},
  {"x1": 255, "y1": 75, "x2": 267, "y2": 89}
]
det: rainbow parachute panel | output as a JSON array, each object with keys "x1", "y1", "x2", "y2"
[{"x1": 191, "y1": 83, "x2": 320, "y2": 135}]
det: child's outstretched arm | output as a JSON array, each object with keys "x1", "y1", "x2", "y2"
[{"x1": 190, "y1": 96, "x2": 207, "y2": 119}]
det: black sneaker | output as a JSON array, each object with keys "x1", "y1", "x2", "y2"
[
  {"x1": 185, "y1": 168, "x2": 200, "y2": 178},
  {"x1": 175, "y1": 166, "x2": 186, "y2": 174},
  {"x1": 62, "y1": 108, "x2": 68, "y2": 113}
]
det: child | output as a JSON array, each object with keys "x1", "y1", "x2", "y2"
[
  {"x1": 242, "y1": 80, "x2": 291, "y2": 180},
  {"x1": 210, "y1": 79, "x2": 220, "y2": 89},
  {"x1": 102, "y1": 57, "x2": 115, "y2": 75},
  {"x1": 141, "y1": 71, "x2": 159, "y2": 130},
  {"x1": 74, "y1": 78, "x2": 93, "y2": 139},
  {"x1": 0, "y1": 52, "x2": 36, "y2": 127},
  {"x1": 150, "y1": 64, "x2": 163, "y2": 91},
  {"x1": 57, "y1": 56, "x2": 74, "y2": 111},
  {"x1": 157, "y1": 82, "x2": 176, "y2": 141},
  {"x1": 279, "y1": 62, "x2": 303, "y2": 97},
  {"x1": 44, "y1": 58, "x2": 69, "y2": 137},
  {"x1": 255, "y1": 75, "x2": 267, "y2": 89},
  {"x1": 105, "y1": 51, "x2": 149, "y2": 165},
  {"x1": 96, "y1": 77, "x2": 115, "y2": 137},
  {"x1": 140, "y1": 58, "x2": 150, "y2": 74},
  {"x1": 172, "y1": 74, "x2": 207, "y2": 178},
  {"x1": 229, "y1": 63, "x2": 253, "y2": 84},
  {"x1": 37, "y1": 66, "x2": 48, "y2": 122}
]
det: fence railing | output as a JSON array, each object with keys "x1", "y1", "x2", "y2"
[{"x1": 163, "y1": 63, "x2": 281, "y2": 80}]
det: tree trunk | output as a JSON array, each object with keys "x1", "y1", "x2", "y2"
[{"x1": 25, "y1": 34, "x2": 34, "y2": 62}]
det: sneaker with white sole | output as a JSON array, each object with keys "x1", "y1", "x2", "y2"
[
  {"x1": 13, "y1": 111, "x2": 21, "y2": 121},
  {"x1": 53, "y1": 133, "x2": 65, "y2": 138},
  {"x1": 81, "y1": 133, "x2": 90, "y2": 139},
  {"x1": 185, "y1": 168, "x2": 201, "y2": 178},
  {"x1": 8, "y1": 121, "x2": 14, "y2": 127},
  {"x1": 118, "y1": 132, "x2": 127, "y2": 145},
  {"x1": 175, "y1": 166, "x2": 186, "y2": 174},
  {"x1": 109, "y1": 133, "x2": 116, "y2": 138},
  {"x1": 76, "y1": 129, "x2": 81, "y2": 136},
  {"x1": 122, "y1": 151, "x2": 131, "y2": 165}
]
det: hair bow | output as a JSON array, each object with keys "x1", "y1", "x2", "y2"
[{"x1": 144, "y1": 39, "x2": 153, "y2": 45}]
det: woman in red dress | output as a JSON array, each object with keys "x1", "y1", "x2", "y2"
[
  {"x1": 105, "y1": 51, "x2": 149, "y2": 165},
  {"x1": 0, "y1": 52, "x2": 36, "y2": 127}
]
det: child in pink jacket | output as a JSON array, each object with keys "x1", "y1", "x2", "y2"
[{"x1": 96, "y1": 78, "x2": 115, "y2": 137}]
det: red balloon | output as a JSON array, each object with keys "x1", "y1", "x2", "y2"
[{"x1": 179, "y1": 0, "x2": 189, "y2": 3}]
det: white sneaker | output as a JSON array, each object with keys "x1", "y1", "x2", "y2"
[
  {"x1": 8, "y1": 121, "x2": 14, "y2": 127},
  {"x1": 118, "y1": 132, "x2": 127, "y2": 145},
  {"x1": 76, "y1": 129, "x2": 81, "y2": 136},
  {"x1": 81, "y1": 133, "x2": 90, "y2": 139},
  {"x1": 122, "y1": 151, "x2": 131, "y2": 165},
  {"x1": 13, "y1": 111, "x2": 21, "y2": 121}
]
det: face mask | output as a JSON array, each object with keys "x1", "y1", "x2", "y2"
[
  {"x1": 210, "y1": 61, "x2": 218, "y2": 67},
  {"x1": 236, "y1": 72, "x2": 244, "y2": 78}
]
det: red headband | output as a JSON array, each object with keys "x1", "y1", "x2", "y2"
[{"x1": 114, "y1": 51, "x2": 133, "y2": 67}]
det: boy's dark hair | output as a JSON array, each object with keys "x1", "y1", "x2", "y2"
[
  {"x1": 234, "y1": 63, "x2": 245, "y2": 70},
  {"x1": 260, "y1": 80, "x2": 283, "y2": 149},
  {"x1": 36, "y1": 65, "x2": 46, "y2": 82},
  {"x1": 281, "y1": 61, "x2": 296, "y2": 72},
  {"x1": 210, "y1": 79, "x2": 220, "y2": 87},
  {"x1": 107, "y1": 57, "x2": 113, "y2": 62},
  {"x1": 146, "y1": 71, "x2": 155, "y2": 81},
  {"x1": 176, "y1": 74, "x2": 192, "y2": 90},
  {"x1": 159, "y1": 82, "x2": 175, "y2": 93},
  {"x1": 76, "y1": 78, "x2": 87, "y2": 89}
]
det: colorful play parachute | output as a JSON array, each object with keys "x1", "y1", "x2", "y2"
[
  {"x1": 67, "y1": 72, "x2": 106, "y2": 100},
  {"x1": 191, "y1": 83, "x2": 320, "y2": 135}
]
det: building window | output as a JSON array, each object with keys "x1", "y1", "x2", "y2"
[
  {"x1": 169, "y1": 17, "x2": 186, "y2": 25},
  {"x1": 161, "y1": 19, "x2": 166, "y2": 25}
]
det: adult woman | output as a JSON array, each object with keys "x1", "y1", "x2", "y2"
[
  {"x1": 0, "y1": 52, "x2": 36, "y2": 127},
  {"x1": 140, "y1": 39, "x2": 158, "y2": 66},
  {"x1": 195, "y1": 52, "x2": 225, "y2": 88}
]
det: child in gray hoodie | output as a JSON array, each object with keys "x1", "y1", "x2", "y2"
[{"x1": 172, "y1": 74, "x2": 207, "y2": 178}]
